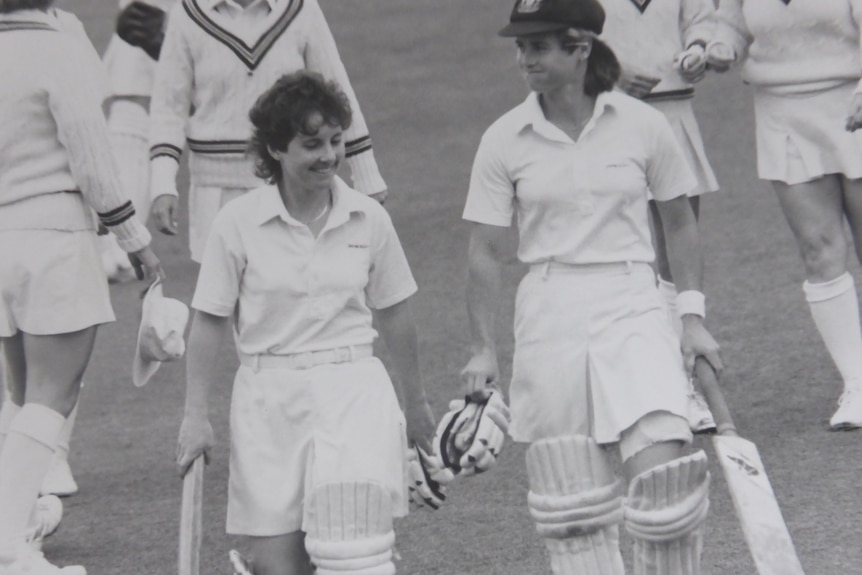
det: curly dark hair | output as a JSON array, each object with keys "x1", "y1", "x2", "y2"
[
  {"x1": 248, "y1": 71, "x2": 353, "y2": 184},
  {"x1": 0, "y1": 0, "x2": 53, "y2": 12}
]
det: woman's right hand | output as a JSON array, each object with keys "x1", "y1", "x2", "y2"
[
  {"x1": 128, "y1": 246, "x2": 162, "y2": 281},
  {"x1": 176, "y1": 413, "x2": 214, "y2": 478},
  {"x1": 151, "y1": 194, "x2": 179, "y2": 235},
  {"x1": 461, "y1": 349, "x2": 499, "y2": 402},
  {"x1": 705, "y1": 42, "x2": 736, "y2": 73}
]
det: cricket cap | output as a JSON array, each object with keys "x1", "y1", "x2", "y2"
[
  {"x1": 499, "y1": 0, "x2": 605, "y2": 37},
  {"x1": 133, "y1": 278, "x2": 189, "y2": 387}
]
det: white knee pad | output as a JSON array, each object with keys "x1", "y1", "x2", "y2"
[
  {"x1": 624, "y1": 450, "x2": 710, "y2": 575},
  {"x1": 304, "y1": 482, "x2": 396, "y2": 575},
  {"x1": 526, "y1": 435, "x2": 625, "y2": 575}
]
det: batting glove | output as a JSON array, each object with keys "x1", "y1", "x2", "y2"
[
  {"x1": 406, "y1": 445, "x2": 453, "y2": 510},
  {"x1": 116, "y1": 1, "x2": 166, "y2": 61},
  {"x1": 434, "y1": 390, "x2": 510, "y2": 476}
]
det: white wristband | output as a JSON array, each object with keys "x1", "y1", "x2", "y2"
[{"x1": 676, "y1": 290, "x2": 706, "y2": 318}]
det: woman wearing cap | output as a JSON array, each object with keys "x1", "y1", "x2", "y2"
[
  {"x1": 175, "y1": 71, "x2": 436, "y2": 575},
  {"x1": 462, "y1": 0, "x2": 721, "y2": 573},
  {"x1": 597, "y1": 0, "x2": 721, "y2": 434},
  {"x1": 0, "y1": 1, "x2": 161, "y2": 574},
  {"x1": 707, "y1": 0, "x2": 862, "y2": 431},
  {"x1": 148, "y1": 0, "x2": 388, "y2": 265}
]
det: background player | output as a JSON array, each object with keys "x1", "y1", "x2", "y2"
[
  {"x1": 175, "y1": 71, "x2": 436, "y2": 575},
  {"x1": 708, "y1": 0, "x2": 862, "y2": 430},
  {"x1": 598, "y1": 0, "x2": 720, "y2": 433},
  {"x1": 462, "y1": 1, "x2": 722, "y2": 573},
  {"x1": 148, "y1": 0, "x2": 388, "y2": 264}
]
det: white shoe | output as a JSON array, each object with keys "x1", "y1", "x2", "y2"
[
  {"x1": 229, "y1": 550, "x2": 254, "y2": 575},
  {"x1": 40, "y1": 456, "x2": 78, "y2": 497},
  {"x1": 25, "y1": 496, "x2": 63, "y2": 552},
  {"x1": 0, "y1": 546, "x2": 85, "y2": 575},
  {"x1": 830, "y1": 388, "x2": 862, "y2": 430},
  {"x1": 687, "y1": 387, "x2": 716, "y2": 434}
]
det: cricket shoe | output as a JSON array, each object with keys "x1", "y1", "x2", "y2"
[
  {"x1": 25, "y1": 496, "x2": 63, "y2": 552},
  {"x1": 40, "y1": 456, "x2": 78, "y2": 498},
  {"x1": 830, "y1": 387, "x2": 862, "y2": 430},
  {"x1": 687, "y1": 386, "x2": 716, "y2": 434},
  {"x1": 229, "y1": 550, "x2": 254, "y2": 575},
  {"x1": 0, "y1": 546, "x2": 85, "y2": 575}
]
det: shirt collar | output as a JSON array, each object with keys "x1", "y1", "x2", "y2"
[
  {"x1": 514, "y1": 90, "x2": 618, "y2": 142},
  {"x1": 255, "y1": 176, "x2": 367, "y2": 227}
]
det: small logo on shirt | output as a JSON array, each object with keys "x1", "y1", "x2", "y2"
[
  {"x1": 517, "y1": 0, "x2": 543, "y2": 13},
  {"x1": 606, "y1": 162, "x2": 628, "y2": 168},
  {"x1": 348, "y1": 244, "x2": 369, "y2": 249}
]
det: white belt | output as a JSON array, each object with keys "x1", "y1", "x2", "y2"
[
  {"x1": 530, "y1": 260, "x2": 651, "y2": 280},
  {"x1": 238, "y1": 345, "x2": 373, "y2": 371}
]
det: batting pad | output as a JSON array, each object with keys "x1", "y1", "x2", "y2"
[
  {"x1": 304, "y1": 482, "x2": 396, "y2": 575},
  {"x1": 624, "y1": 450, "x2": 710, "y2": 575},
  {"x1": 526, "y1": 435, "x2": 624, "y2": 575}
]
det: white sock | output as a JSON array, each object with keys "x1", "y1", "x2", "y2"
[
  {"x1": 54, "y1": 390, "x2": 80, "y2": 459},
  {"x1": 0, "y1": 404, "x2": 65, "y2": 561},
  {"x1": 657, "y1": 276, "x2": 682, "y2": 338},
  {"x1": 0, "y1": 400, "x2": 21, "y2": 455},
  {"x1": 804, "y1": 272, "x2": 862, "y2": 390}
]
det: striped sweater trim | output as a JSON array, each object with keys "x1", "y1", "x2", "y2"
[
  {"x1": 643, "y1": 87, "x2": 695, "y2": 102},
  {"x1": 182, "y1": 0, "x2": 303, "y2": 71},
  {"x1": 0, "y1": 21, "x2": 56, "y2": 33},
  {"x1": 150, "y1": 143, "x2": 183, "y2": 161},
  {"x1": 98, "y1": 201, "x2": 136, "y2": 227},
  {"x1": 187, "y1": 138, "x2": 248, "y2": 155},
  {"x1": 345, "y1": 136, "x2": 372, "y2": 159}
]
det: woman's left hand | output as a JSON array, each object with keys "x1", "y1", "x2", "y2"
[
  {"x1": 846, "y1": 92, "x2": 862, "y2": 132},
  {"x1": 404, "y1": 399, "x2": 436, "y2": 455},
  {"x1": 680, "y1": 316, "x2": 723, "y2": 377},
  {"x1": 676, "y1": 45, "x2": 707, "y2": 84}
]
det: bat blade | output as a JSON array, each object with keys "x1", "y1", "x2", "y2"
[
  {"x1": 179, "y1": 457, "x2": 204, "y2": 575},
  {"x1": 695, "y1": 358, "x2": 805, "y2": 575},
  {"x1": 712, "y1": 434, "x2": 805, "y2": 575}
]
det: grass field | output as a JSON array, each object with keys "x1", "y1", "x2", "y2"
[{"x1": 44, "y1": 1, "x2": 862, "y2": 573}]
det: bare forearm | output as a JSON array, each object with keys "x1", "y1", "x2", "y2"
[
  {"x1": 466, "y1": 232, "x2": 504, "y2": 355},
  {"x1": 184, "y1": 310, "x2": 230, "y2": 416},
  {"x1": 376, "y1": 299, "x2": 426, "y2": 405},
  {"x1": 659, "y1": 197, "x2": 704, "y2": 294}
]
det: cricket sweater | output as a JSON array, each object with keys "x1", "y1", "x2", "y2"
[
  {"x1": 0, "y1": 10, "x2": 151, "y2": 253},
  {"x1": 599, "y1": 0, "x2": 716, "y2": 100},
  {"x1": 149, "y1": 0, "x2": 387, "y2": 194},
  {"x1": 714, "y1": 0, "x2": 862, "y2": 94}
]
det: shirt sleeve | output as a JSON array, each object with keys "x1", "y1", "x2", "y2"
[
  {"x1": 47, "y1": 37, "x2": 151, "y2": 252},
  {"x1": 713, "y1": 0, "x2": 752, "y2": 62},
  {"x1": 148, "y1": 3, "x2": 193, "y2": 164},
  {"x1": 645, "y1": 115, "x2": 699, "y2": 202},
  {"x1": 462, "y1": 129, "x2": 515, "y2": 227},
  {"x1": 191, "y1": 208, "x2": 246, "y2": 317},
  {"x1": 365, "y1": 207, "x2": 417, "y2": 310},
  {"x1": 680, "y1": 0, "x2": 716, "y2": 49},
  {"x1": 302, "y1": 0, "x2": 386, "y2": 196}
]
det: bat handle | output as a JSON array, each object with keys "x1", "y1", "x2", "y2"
[{"x1": 694, "y1": 357, "x2": 739, "y2": 437}]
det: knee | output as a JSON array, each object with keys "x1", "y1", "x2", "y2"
[
  {"x1": 24, "y1": 378, "x2": 81, "y2": 417},
  {"x1": 795, "y1": 231, "x2": 847, "y2": 280}
]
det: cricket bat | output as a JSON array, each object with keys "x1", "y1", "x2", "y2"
[
  {"x1": 179, "y1": 457, "x2": 204, "y2": 575},
  {"x1": 695, "y1": 357, "x2": 805, "y2": 575}
]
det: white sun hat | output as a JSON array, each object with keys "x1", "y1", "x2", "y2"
[{"x1": 132, "y1": 278, "x2": 190, "y2": 387}]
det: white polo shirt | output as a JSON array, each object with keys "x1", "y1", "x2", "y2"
[
  {"x1": 192, "y1": 177, "x2": 417, "y2": 356},
  {"x1": 463, "y1": 90, "x2": 697, "y2": 265}
]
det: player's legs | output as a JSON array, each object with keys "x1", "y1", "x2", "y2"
[
  {"x1": 525, "y1": 435, "x2": 625, "y2": 575},
  {"x1": 620, "y1": 414, "x2": 709, "y2": 575},
  {"x1": 239, "y1": 532, "x2": 312, "y2": 575},
  {"x1": 40, "y1": 398, "x2": 78, "y2": 497},
  {"x1": 773, "y1": 176, "x2": 862, "y2": 428},
  {"x1": 0, "y1": 329, "x2": 93, "y2": 574}
]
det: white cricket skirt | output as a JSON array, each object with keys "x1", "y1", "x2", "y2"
[
  {"x1": 189, "y1": 185, "x2": 249, "y2": 263},
  {"x1": 508, "y1": 262, "x2": 691, "y2": 447},
  {"x1": 226, "y1": 356, "x2": 409, "y2": 536},
  {"x1": 0, "y1": 229, "x2": 114, "y2": 337},
  {"x1": 649, "y1": 98, "x2": 719, "y2": 196},
  {"x1": 754, "y1": 81, "x2": 862, "y2": 185}
]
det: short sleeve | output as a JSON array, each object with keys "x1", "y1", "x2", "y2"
[
  {"x1": 646, "y1": 116, "x2": 699, "y2": 202},
  {"x1": 462, "y1": 131, "x2": 515, "y2": 227},
  {"x1": 365, "y1": 209, "x2": 417, "y2": 310},
  {"x1": 191, "y1": 209, "x2": 246, "y2": 317}
]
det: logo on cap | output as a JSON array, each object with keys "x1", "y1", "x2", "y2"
[{"x1": 517, "y1": 0, "x2": 543, "y2": 13}]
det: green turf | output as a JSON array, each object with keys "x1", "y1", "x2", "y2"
[{"x1": 44, "y1": 1, "x2": 862, "y2": 573}]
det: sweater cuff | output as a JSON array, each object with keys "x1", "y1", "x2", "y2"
[
  {"x1": 347, "y1": 150, "x2": 387, "y2": 196},
  {"x1": 106, "y1": 213, "x2": 152, "y2": 253}
]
